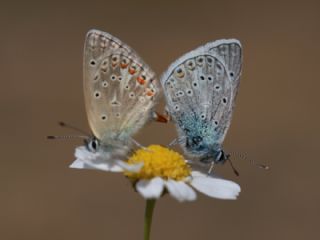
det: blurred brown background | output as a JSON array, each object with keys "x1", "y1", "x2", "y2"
[{"x1": 1, "y1": 0, "x2": 319, "y2": 239}]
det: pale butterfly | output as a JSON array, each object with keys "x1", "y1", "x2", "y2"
[
  {"x1": 83, "y1": 29, "x2": 163, "y2": 153},
  {"x1": 161, "y1": 39, "x2": 242, "y2": 173}
]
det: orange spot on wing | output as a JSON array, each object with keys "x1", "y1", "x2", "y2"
[
  {"x1": 120, "y1": 63, "x2": 128, "y2": 69},
  {"x1": 137, "y1": 76, "x2": 146, "y2": 85},
  {"x1": 154, "y1": 112, "x2": 169, "y2": 123},
  {"x1": 129, "y1": 68, "x2": 136, "y2": 75},
  {"x1": 146, "y1": 90, "x2": 154, "y2": 96}
]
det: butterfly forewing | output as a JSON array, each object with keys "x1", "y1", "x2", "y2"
[
  {"x1": 161, "y1": 40, "x2": 242, "y2": 157},
  {"x1": 84, "y1": 29, "x2": 159, "y2": 144}
]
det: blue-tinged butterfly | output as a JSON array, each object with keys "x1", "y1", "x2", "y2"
[
  {"x1": 83, "y1": 29, "x2": 163, "y2": 153},
  {"x1": 160, "y1": 40, "x2": 242, "y2": 173}
]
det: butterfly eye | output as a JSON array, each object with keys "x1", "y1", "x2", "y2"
[
  {"x1": 199, "y1": 75, "x2": 205, "y2": 81},
  {"x1": 229, "y1": 71, "x2": 234, "y2": 78},
  {"x1": 186, "y1": 60, "x2": 195, "y2": 70},
  {"x1": 207, "y1": 75, "x2": 213, "y2": 81},
  {"x1": 175, "y1": 67, "x2": 185, "y2": 78},
  {"x1": 87, "y1": 138, "x2": 100, "y2": 152}
]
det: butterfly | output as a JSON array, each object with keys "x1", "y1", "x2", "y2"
[
  {"x1": 83, "y1": 29, "x2": 163, "y2": 153},
  {"x1": 161, "y1": 39, "x2": 242, "y2": 172}
]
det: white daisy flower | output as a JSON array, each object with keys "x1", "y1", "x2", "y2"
[
  {"x1": 70, "y1": 145, "x2": 240, "y2": 201},
  {"x1": 123, "y1": 145, "x2": 241, "y2": 202},
  {"x1": 70, "y1": 146, "x2": 142, "y2": 173}
]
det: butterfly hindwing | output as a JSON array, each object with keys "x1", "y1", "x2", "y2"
[
  {"x1": 84, "y1": 29, "x2": 160, "y2": 144},
  {"x1": 205, "y1": 39, "x2": 242, "y2": 141},
  {"x1": 205, "y1": 39, "x2": 242, "y2": 94},
  {"x1": 161, "y1": 41, "x2": 242, "y2": 157}
]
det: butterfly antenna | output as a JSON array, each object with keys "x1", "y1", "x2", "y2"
[
  {"x1": 250, "y1": 159, "x2": 270, "y2": 170},
  {"x1": 207, "y1": 162, "x2": 215, "y2": 176},
  {"x1": 167, "y1": 136, "x2": 186, "y2": 147},
  {"x1": 227, "y1": 158, "x2": 240, "y2": 176},
  {"x1": 231, "y1": 152, "x2": 270, "y2": 171},
  {"x1": 58, "y1": 121, "x2": 90, "y2": 136},
  {"x1": 168, "y1": 138, "x2": 178, "y2": 147},
  {"x1": 47, "y1": 135, "x2": 88, "y2": 140}
]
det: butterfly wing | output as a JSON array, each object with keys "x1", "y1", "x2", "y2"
[
  {"x1": 205, "y1": 39, "x2": 242, "y2": 98},
  {"x1": 205, "y1": 39, "x2": 243, "y2": 142},
  {"x1": 161, "y1": 40, "x2": 242, "y2": 157},
  {"x1": 83, "y1": 29, "x2": 160, "y2": 144}
]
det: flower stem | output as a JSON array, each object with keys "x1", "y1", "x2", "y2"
[{"x1": 144, "y1": 199, "x2": 156, "y2": 240}]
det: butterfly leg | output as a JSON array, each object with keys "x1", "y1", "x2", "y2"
[
  {"x1": 130, "y1": 138, "x2": 145, "y2": 148},
  {"x1": 168, "y1": 138, "x2": 178, "y2": 147},
  {"x1": 129, "y1": 138, "x2": 152, "y2": 152},
  {"x1": 152, "y1": 111, "x2": 170, "y2": 123},
  {"x1": 167, "y1": 136, "x2": 186, "y2": 147},
  {"x1": 207, "y1": 161, "x2": 215, "y2": 176}
]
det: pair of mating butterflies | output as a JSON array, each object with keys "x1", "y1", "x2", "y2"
[{"x1": 83, "y1": 29, "x2": 242, "y2": 169}]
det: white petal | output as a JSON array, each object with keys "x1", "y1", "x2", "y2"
[
  {"x1": 80, "y1": 159, "x2": 123, "y2": 172},
  {"x1": 116, "y1": 160, "x2": 143, "y2": 173},
  {"x1": 165, "y1": 180, "x2": 197, "y2": 202},
  {"x1": 71, "y1": 146, "x2": 123, "y2": 172},
  {"x1": 136, "y1": 177, "x2": 164, "y2": 199},
  {"x1": 69, "y1": 159, "x2": 93, "y2": 169},
  {"x1": 190, "y1": 171, "x2": 241, "y2": 200}
]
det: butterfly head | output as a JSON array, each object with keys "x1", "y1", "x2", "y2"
[
  {"x1": 213, "y1": 150, "x2": 230, "y2": 164},
  {"x1": 200, "y1": 149, "x2": 229, "y2": 164}
]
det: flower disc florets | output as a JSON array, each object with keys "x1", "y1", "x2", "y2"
[{"x1": 125, "y1": 145, "x2": 191, "y2": 181}]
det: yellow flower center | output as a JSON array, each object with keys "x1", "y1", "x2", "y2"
[{"x1": 125, "y1": 145, "x2": 191, "y2": 181}]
